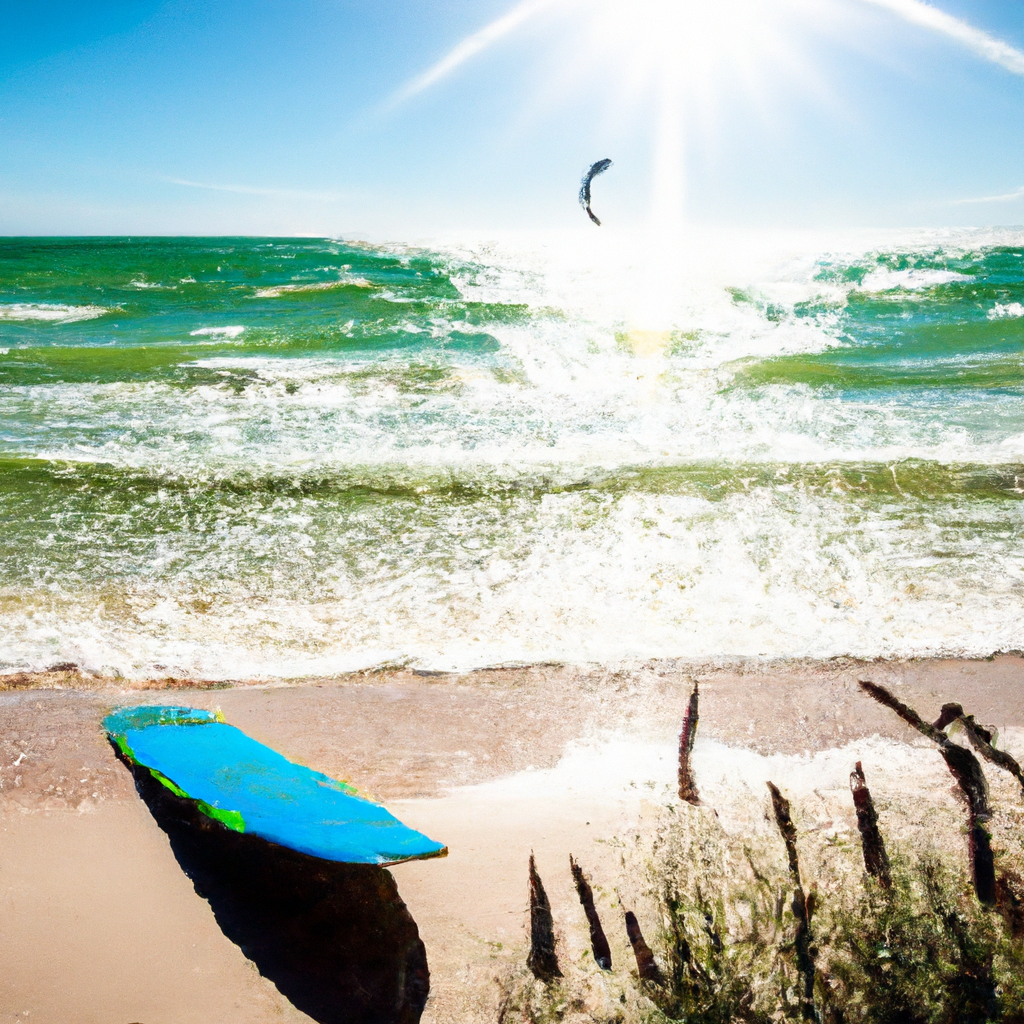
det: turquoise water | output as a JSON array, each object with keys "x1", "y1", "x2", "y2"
[{"x1": 2, "y1": 234, "x2": 1024, "y2": 677}]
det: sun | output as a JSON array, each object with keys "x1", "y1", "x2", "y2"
[
  {"x1": 390, "y1": 0, "x2": 838, "y2": 226},
  {"x1": 387, "y1": 0, "x2": 1024, "y2": 226},
  {"x1": 578, "y1": 0, "x2": 844, "y2": 216},
  {"x1": 578, "y1": 0, "x2": 815, "y2": 88}
]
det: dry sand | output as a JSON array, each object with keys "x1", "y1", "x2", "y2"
[{"x1": 3, "y1": 656, "x2": 1024, "y2": 1023}]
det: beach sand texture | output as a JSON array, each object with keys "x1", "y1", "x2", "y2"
[{"x1": 4, "y1": 656, "x2": 1024, "y2": 1023}]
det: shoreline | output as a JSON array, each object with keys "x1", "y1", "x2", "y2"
[
  {"x1": 5, "y1": 653, "x2": 1024, "y2": 812},
  {"x1": 4, "y1": 649, "x2": 1024, "y2": 690}
]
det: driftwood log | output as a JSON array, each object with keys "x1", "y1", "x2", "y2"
[
  {"x1": 624, "y1": 909, "x2": 662, "y2": 983},
  {"x1": 569, "y1": 855, "x2": 612, "y2": 970},
  {"x1": 935, "y1": 702, "x2": 1024, "y2": 797}
]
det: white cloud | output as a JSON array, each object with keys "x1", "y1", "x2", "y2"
[
  {"x1": 862, "y1": 0, "x2": 1024, "y2": 76},
  {"x1": 952, "y1": 185, "x2": 1024, "y2": 205},
  {"x1": 164, "y1": 178, "x2": 345, "y2": 203}
]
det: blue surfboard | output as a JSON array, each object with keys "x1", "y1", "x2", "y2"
[{"x1": 104, "y1": 705, "x2": 447, "y2": 866}]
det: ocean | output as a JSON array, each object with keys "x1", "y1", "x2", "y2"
[{"x1": 2, "y1": 231, "x2": 1024, "y2": 679}]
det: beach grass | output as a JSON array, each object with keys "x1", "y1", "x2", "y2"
[{"x1": 498, "y1": 788, "x2": 1024, "y2": 1024}]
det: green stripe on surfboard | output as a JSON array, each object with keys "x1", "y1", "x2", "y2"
[{"x1": 104, "y1": 705, "x2": 446, "y2": 865}]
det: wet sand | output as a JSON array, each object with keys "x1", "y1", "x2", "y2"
[{"x1": 3, "y1": 656, "x2": 1024, "y2": 1023}]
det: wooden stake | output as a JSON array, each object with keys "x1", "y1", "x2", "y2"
[
  {"x1": 569, "y1": 855, "x2": 612, "y2": 970},
  {"x1": 678, "y1": 681, "x2": 700, "y2": 805},
  {"x1": 767, "y1": 782, "x2": 819, "y2": 1023},
  {"x1": 858, "y1": 680, "x2": 996, "y2": 905},
  {"x1": 527, "y1": 854, "x2": 561, "y2": 981},
  {"x1": 850, "y1": 761, "x2": 891, "y2": 888},
  {"x1": 624, "y1": 910, "x2": 662, "y2": 983}
]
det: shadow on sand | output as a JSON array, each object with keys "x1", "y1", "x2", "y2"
[{"x1": 122, "y1": 757, "x2": 430, "y2": 1024}]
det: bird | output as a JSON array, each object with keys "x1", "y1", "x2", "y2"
[{"x1": 579, "y1": 158, "x2": 613, "y2": 226}]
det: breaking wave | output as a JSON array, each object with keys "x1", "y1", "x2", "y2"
[
  {"x1": 0, "y1": 302, "x2": 108, "y2": 323},
  {"x1": 3, "y1": 230, "x2": 1024, "y2": 678}
]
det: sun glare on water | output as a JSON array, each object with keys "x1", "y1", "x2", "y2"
[
  {"x1": 390, "y1": 0, "x2": 1024, "y2": 338},
  {"x1": 532, "y1": 0, "x2": 840, "y2": 334}
]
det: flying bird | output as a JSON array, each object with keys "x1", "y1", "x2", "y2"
[{"x1": 579, "y1": 158, "x2": 613, "y2": 226}]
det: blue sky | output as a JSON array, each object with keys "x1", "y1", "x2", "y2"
[{"x1": 3, "y1": 0, "x2": 1024, "y2": 237}]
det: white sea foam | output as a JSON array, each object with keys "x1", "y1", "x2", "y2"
[
  {"x1": 254, "y1": 277, "x2": 373, "y2": 298},
  {"x1": 3, "y1": 451, "x2": 1024, "y2": 680},
  {"x1": 433, "y1": 727, "x2": 1013, "y2": 858},
  {"x1": 858, "y1": 267, "x2": 971, "y2": 292},
  {"x1": 0, "y1": 302, "x2": 108, "y2": 323},
  {"x1": 189, "y1": 326, "x2": 245, "y2": 339},
  {"x1": 450, "y1": 730, "x2": 955, "y2": 819},
  {"x1": 6, "y1": 227, "x2": 1024, "y2": 679},
  {"x1": 989, "y1": 301, "x2": 1024, "y2": 319}
]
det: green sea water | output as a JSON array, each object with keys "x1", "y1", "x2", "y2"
[{"x1": 2, "y1": 234, "x2": 1024, "y2": 677}]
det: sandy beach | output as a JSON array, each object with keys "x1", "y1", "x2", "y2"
[{"x1": 4, "y1": 656, "x2": 1024, "y2": 1023}]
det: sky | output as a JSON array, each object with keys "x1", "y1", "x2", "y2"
[{"x1": 3, "y1": 0, "x2": 1024, "y2": 238}]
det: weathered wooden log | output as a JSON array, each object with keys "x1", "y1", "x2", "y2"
[
  {"x1": 940, "y1": 740, "x2": 992, "y2": 821},
  {"x1": 940, "y1": 742, "x2": 996, "y2": 905},
  {"x1": 959, "y1": 715, "x2": 1024, "y2": 797},
  {"x1": 624, "y1": 910, "x2": 662, "y2": 983},
  {"x1": 767, "y1": 782, "x2": 818, "y2": 1023},
  {"x1": 858, "y1": 679, "x2": 945, "y2": 743},
  {"x1": 527, "y1": 854, "x2": 561, "y2": 981},
  {"x1": 569, "y1": 855, "x2": 612, "y2": 970},
  {"x1": 678, "y1": 682, "x2": 700, "y2": 805},
  {"x1": 850, "y1": 761, "x2": 891, "y2": 887},
  {"x1": 858, "y1": 680, "x2": 996, "y2": 905}
]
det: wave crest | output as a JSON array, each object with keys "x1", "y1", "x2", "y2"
[{"x1": 0, "y1": 302, "x2": 108, "y2": 323}]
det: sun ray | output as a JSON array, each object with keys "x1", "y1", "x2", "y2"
[
  {"x1": 384, "y1": 0, "x2": 554, "y2": 108},
  {"x1": 384, "y1": 0, "x2": 1024, "y2": 228}
]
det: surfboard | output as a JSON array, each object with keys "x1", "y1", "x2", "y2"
[{"x1": 104, "y1": 705, "x2": 447, "y2": 866}]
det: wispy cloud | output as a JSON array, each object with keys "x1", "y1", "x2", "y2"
[
  {"x1": 952, "y1": 185, "x2": 1024, "y2": 205},
  {"x1": 863, "y1": 0, "x2": 1024, "y2": 76},
  {"x1": 384, "y1": 0, "x2": 554, "y2": 109},
  {"x1": 164, "y1": 177, "x2": 345, "y2": 202}
]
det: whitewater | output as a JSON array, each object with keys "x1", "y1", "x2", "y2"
[{"x1": 2, "y1": 229, "x2": 1024, "y2": 678}]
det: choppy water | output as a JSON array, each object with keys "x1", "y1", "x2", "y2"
[{"x1": 3, "y1": 232, "x2": 1024, "y2": 678}]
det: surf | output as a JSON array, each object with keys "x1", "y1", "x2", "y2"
[{"x1": 3, "y1": 230, "x2": 1024, "y2": 678}]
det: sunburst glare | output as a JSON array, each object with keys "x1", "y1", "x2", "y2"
[{"x1": 391, "y1": 0, "x2": 1024, "y2": 227}]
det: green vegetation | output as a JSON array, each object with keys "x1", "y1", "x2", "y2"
[{"x1": 498, "y1": 805, "x2": 1024, "y2": 1024}]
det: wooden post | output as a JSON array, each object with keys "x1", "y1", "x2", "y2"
[
  {"x1": 624, "y1": 910, "x2": 662, "y2": 983},
  {"x1": 767, "y1": 782, "x2": 818, "y2": 1023},
  {"x1": 526, "y1": 854, "x2": 561, "y2": 981},
  {"x1": 678, "y1": 681, "x2": 700, "y2": 805},
  {"x1": 850, "y1": 762, "x2": 891, "y2": 887},
  {"x1": 569, "y1": 855, "x2": 612, "y2": 970},
  {"x1": 858, "y1": 680, "x2": 996, "y2": 905}
]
